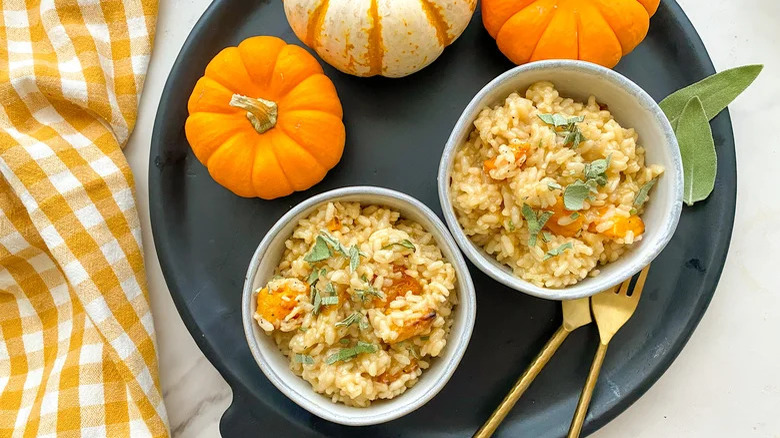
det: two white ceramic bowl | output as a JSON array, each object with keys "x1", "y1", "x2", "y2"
[
  {"x1": 241, "y1": 187, "x2": 476, "y2": 426},
  {"x1": 242, "y1": 60, "x2": 683, "y2": 425},
  {"x1": 438, "y1": 60, "x2": 683, "y2": 300}
]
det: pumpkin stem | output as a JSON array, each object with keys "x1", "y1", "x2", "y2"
[{"x1": 229, "y1": 94, "x2": 278, "y2": 134}]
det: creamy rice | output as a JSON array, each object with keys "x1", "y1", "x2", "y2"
[
  {"x1": 253, "y1": 202, "x2": 457, "y2": 406},
  {"x1": 450, "y1": 82, "x2": 663, "y2": 288}
]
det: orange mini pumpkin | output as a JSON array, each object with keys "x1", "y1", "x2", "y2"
[
  {"x1": 185, "y1": 36, "x2": 346, "y2": 199},
  {"x1": 482, "y1": 0, "x2": 660, "y2": 68}
]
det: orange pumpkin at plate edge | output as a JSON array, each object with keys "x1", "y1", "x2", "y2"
[
  {"x1": 185, "y1": 36, "x2": 346, "y2": 199},
  {"x1": 482, "y1": 0, "x2": 661, "y2": 68}
]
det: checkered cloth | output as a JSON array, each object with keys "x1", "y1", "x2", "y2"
[{"x1": 0, "y1": 0, "x2": 168, "y2": 436}]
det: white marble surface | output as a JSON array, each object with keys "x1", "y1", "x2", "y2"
[{"x1": 123, "y1": 1, "x2": 780, "y2": 436}]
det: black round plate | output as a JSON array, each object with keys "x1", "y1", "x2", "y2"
[{"x1": 149, "y1": 1, "x2": 735, "y2": 436}]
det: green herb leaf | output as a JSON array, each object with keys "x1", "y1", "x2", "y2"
[
  {"x1": 312, "y1": 290, "x2": 322, "y2": 315},
  {"x1": 677, "y1": 97, "x2": 717, "y2": 206},
  {"x1": 309, "y1": 285, "x2": 317, "y2": 302},
  {"x1": 584, "y1": 155, "x2": 611, "y2": 186},
  {"x1": 382, "y1": 239, "x2": 416, "y2": 252},
  {"x1": 544, "y1": 242, "x2": 574, "y2": 261},
  {"x1": 570, "y1": 212, "x2": 579, "y2": 219},
  {"x1": 563, "y1": 180, "x2": 592, "y2": 210},
  {"x1": 562, "y1": 128, "x2": 585, "y2": 148},
  {"x1": 321, "y1": 296, "x2": 339, "y2": 306},
  {"x1": 339, "y1": 339, "x2": 350, "y2": 345},
  {"x1": 634, "y1": 179, "x2": 657, "y2": 208},
  {"x1": 319, "y1": 230, "x2": 350, "y2": 256},
  {"x1": 508, "y1": 220, "x2": 516, "y2": 231},
  {"x1": 335, "y1": 311, "x2": 364, "y2": 328},
  {"x1": 294, "y1": 354, "x2": 314, "y2": 365},
  {"x1": 629, "y1": 208, "x2": 637, "y2": 215},
  {"x1": 547, "y1": 181, "x2": 562, "y2": 191},
  {"x1": 420, "y1": 336, "x2": 430, "y2": 341},
  {"x1": 660, "y1": 64, "x2": 763, "y2": 125},
  {"x1": 538, "y1": 113, "x2": 583, "y2": 127},
  {"x1": 522, "y1": 204, "x2": 552, "y2": 247},
  {"x1": 542, "y1": 231, "x2": 552, "y2": 243},
  {"x1": 349, "y1": 246, "x2": 361, "y2": 272},
  {"x1": 324, "y1": 282, "x2": 336, "y2": 296},
  {"x1": 325, "y1": 341, "x2": 378, "y2": 364},
  {"x1": 407, "y1": 345, "x2": 421, "y2": 360},
  {"x1": 304, "y1": 236, "x2": 332, "y2": 263},
  {"x1": 355, "y1": 284, "x2": 384, "y2": 301},
  {"x1": 299, "y1": 327, "x2": 308, "y2": 333}
]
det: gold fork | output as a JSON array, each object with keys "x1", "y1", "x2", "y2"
[
  {"x1": 474, "y1": 297, "x2": 592, "y2": 438},
  {"x1": 567, "y1": 266, "x2": 650, "y2": 438}
]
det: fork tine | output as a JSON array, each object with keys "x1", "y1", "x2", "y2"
[
  {"x1": 630, "y1": 266, "x2": 651, "y2": 300},
  {"x1": 617, "y1": 276, "x2": 631, "y2": 296}
]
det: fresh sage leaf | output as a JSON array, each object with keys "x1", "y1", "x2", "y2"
[
  {"x1": 324, "y1": 282, "x2": 336, "y2": 296},
  {"x1": 542, "y1": 231, "x2": 552, "y2": 243},
  {"x1": 563, "y1": 180, "x2": 592, "y2": 210},
  {"x1": 544, "y1": 242, "x2": 574, "y2": 261},
  {"x1": 584, "y1": 155, "x2": 611, "y2": 186},
  {"x1": 547, "y1": 181, "x2": 562, "y2": 191},
  {"x1": 339, "y1": 339, "x2": 350, "y2": 345},
  {"x1": 349, "y1": 246, "x2": 361, "y2": 272},
  {"x1": 325, "y1": 341, "x2": 377, "y2": 364},
  {"x1": 312, "y1": 290, "x2": 322, "y2": 315},
  {"x1": 319, "y1": 230, "x2": 350, "y2": 256},
  {"x1": 304, "y1": 236, "x2": 332, "y2": 263},
  {"x1": 522, "y1": 204, "x2": 553, "y2": 246},
  {"x1": 321, "y1": 295, "x2": 339, "y2": 306},
  {"x1": 294, "y1": 354, "x2": 314, "y2": 365},
  {"x1": 660, "y1": 64, "x2": 763, "y2": 125},
  {"x1": 677, "y1": 97, "x2": 717, "y2": 206},
  {"x1": 355, "y1": 284, "x2": 384, "y2": 301},
  {"x1": 335, "y1": 311, "x2": 364, "y2": 328},
  {"x1": 634, "y1": 178, "x2": 657, "y2": 208},
  {"x1": 382, "y1": 239, "x2": 416, "y2": 252}
]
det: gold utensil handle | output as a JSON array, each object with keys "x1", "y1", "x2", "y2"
[
  {"x1": 567, "y1": 342, "x2": 609, "y2": 438},
  {"x1": 474, "y1": 325, "x2": 570, "y2": 438}
]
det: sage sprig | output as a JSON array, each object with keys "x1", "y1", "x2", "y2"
[{"x1": 659, "y1": 65, "x2": 762, "y2": 205}]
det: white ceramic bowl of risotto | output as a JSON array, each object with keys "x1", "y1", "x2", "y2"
[
  {"x1": 242, "y1": 186, "x2": 476, "y2": 425},
  {"x1": 438, "y1": 60, "x2": 683, "y2": 300}
]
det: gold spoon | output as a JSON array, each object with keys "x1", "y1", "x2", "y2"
[
  {"x1": 566, "y1": 266, "x2": 650, "y2": 438},
  {"x1": 474, "y1": 297, "x2": 592, "y2": 438}
]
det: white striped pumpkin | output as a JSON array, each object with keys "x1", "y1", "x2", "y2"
[{"x1": 283, "y1": 0, "x2": 477, "y2": 78}]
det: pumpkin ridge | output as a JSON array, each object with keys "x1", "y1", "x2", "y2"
[
  {"x1": 237, "y1": 37, "x2": 285, "y2": 90},
  {"x1": 496, "y1": 0, "x2": 554, "y2": 47},
  {"x1": 253, "y1": 140, "x2": 293, "y2": 197},
  {"x1": 275, "y1": 110, "x2": 342, "y2": 168},
  {"x1": 419, "y1": 0, "x2": 452, "y2": 46},
  {"x1": 527, "y1": 3, "x2": 562, "y2": 62},
  {"x1": 269, "y1": 132, "x2": 327, "y2": 190},
  {"x1": 367, "y1": 0, "x2": 384, "y2": 76},
  {"x1": 274, "y1": 129, "x2": 329, "y2": 170},
  {"x1": 587, "y1": 6, "x2": 622, "y2": 60},
  {"x1": 307, "y1": 0, "x2": 331, "y2": 49}
]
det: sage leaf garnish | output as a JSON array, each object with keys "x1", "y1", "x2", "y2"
[
  {"x1": 584, "y1": 155, "x2": 611, "y2": 186},
  {"x1": 538, "y1": 114, "x2": 586, "y2": 148},
  {"x1": 325, "y1": 341, "x2": 378, "y2": 364},
  {"x1": 307, "y1": 267, "x2": 327, "y2": 285},
  {"x1": 508, "y1": 220, "x2": 516, "y2": 231},
  {"x1": 660, "y1": 64, "x2": 763, "y2": 125},
  {"x1": 522, "y1": 204, "x2": 553, "y2": 247},
  {"x1": 312, "y1": 290, "x2": 322, "y2": 315},
  {"x1": 299, "y1": 327, "x2": 308, "y2": 332},
  {"x1": 542, "y1": 231, "x2": 552, "y2": 243},
  {"x1": 355, "y1": 284, "x2": 384, "y2": 301},
  {"x1": 335, "y1": 311, "x2": 364, "y2": 328},
  {"x1": 294, "y1": 354, "x2": 314, "y2": 365},
  {"x1": 382, "y1": 239, "x2": 416, "y2": 252},
  {"x1": 570, "y1": 212, "x2": 579, "y2": 219},
  {"x1": 339, "y1": 338, "x2": 350, "y2": 345},
  {"x1": 324, "y1": 282, "x2": 336, "y2": 296},
  {"x1": 321, "y1": 295, "x2": 339, "y2": 306},
  {"x1": 563, "y1": 180, "x2": 593, "y2": 210},
  {"x1": 304, "y1": 236, "x2": 332, "y2": 263},
  {"x1": 547, "y1": 181, "x2": 562, "y2": 191},
  {"x1": 319, "y1": 230, "x2": 352, "y2": 256},
  {"x1": 544, "y1": 242, "x2": 574, "y2": 261},
  {"x1": 677, "y1": 97, "x2": 717, "y2": 206},
  {"x1": 657, "y1": 65, "x2": 761, "y2": 205},
  {"x1": 349, "y1": 246, "x2": 361, "y2": 272},
  {"x1": 634, "y1": 179, "x2": 657, "y2": 208}
]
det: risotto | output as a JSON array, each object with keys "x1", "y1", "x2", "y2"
[
  {"x1": 253, "y1": 202, "x2": 457, "y2": 406},
  {"x1": 450, "y1": 82, "x2": 663, "y2": 288}
]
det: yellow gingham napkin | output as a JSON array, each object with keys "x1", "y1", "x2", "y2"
[{"x1": 0, "y1": 0, "x2": 168, "y2": 436}]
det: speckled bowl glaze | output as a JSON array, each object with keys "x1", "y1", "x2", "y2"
[
  {"x1": 242, "y1": 186, "x2": 476, "y2": 426},
  {"x1": 438, "y1": 60, "x2": 683, "y2": 301}
]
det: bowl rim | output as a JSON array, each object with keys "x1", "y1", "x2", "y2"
[
  {"x1": 241, "y1": 186, "x2": 477, "y2": 426},
  {"x1": 437, "y1": 60, "x2": 683, "y2": 300}
]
